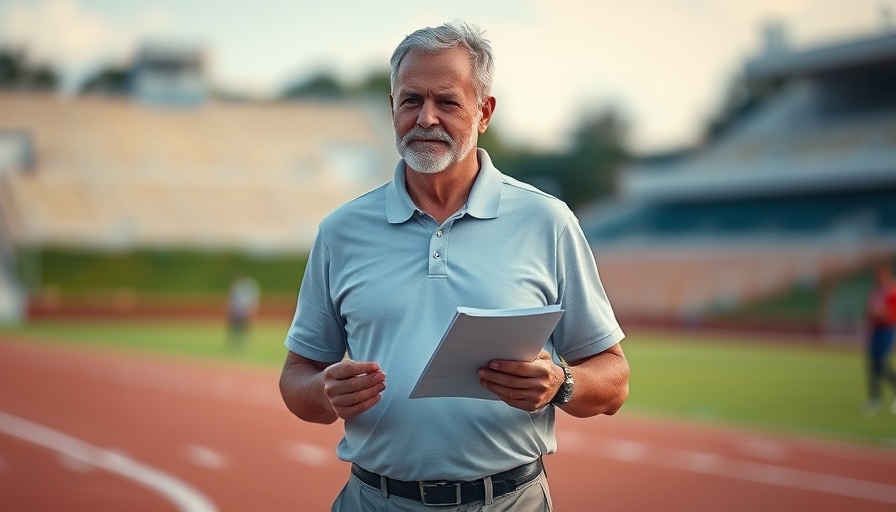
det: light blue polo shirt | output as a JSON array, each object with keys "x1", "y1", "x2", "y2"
[{"x1": 285, "y1": 148, "x2": 624, "y2": 481}]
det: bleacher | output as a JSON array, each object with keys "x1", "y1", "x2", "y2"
[
  {"x1": 588, "y1": 188, "x2": 896, "y2": 242},
  {"x1": 584, "y1": 27, "x2": 896, "y2": 330},
  {"x1": 0, "y1": 92, "x2": 396, "y2": 252}
]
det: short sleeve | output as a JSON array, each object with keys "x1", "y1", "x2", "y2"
[
  {"x1": 283, "y1": 227, "x2": 347, "y2": 362},
  {"x1": 552, "y1": 213, "x2": 624, "y2": 362}
]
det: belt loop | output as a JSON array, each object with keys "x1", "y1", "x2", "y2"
[
  {"x1": 380, "y1": 475, "x2": 389, "y2": 499},
  {"x1": 483, "y1": 475, "x2": 494, "y2": 505}
]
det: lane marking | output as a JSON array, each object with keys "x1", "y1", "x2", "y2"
[
  {"x1": 603, "y1": 439, "x2": 649, "y2": 462},
  {"x1": 109, "y1": 363, "x2": 281, "y2": 409},
  {"x1": 584, "y1": 436, "x2": 896, "y2": 504},
  {"x1": 183, "y1": 445, "x2": 228, "y2": 470},
  {"x1": 737, "y1": 437, "x2": 789, "y2": 461},
  {"x1": 0, "y1": 411, "x2": 218, "y2": 512},
  {"x1": 7, "y1": 343, "x2": 896, "y2": 503},
  {"x1": 59, "y1": 453, "x2": 95, "y2": 473},
  {"x1": 283, "y1": 442, "x2": 330, "y2": 466}
]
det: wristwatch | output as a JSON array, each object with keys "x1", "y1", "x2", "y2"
[{"x1": 550, "y1": 363, "x2": 575, "y2": 405}]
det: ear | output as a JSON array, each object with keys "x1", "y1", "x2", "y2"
[
  {"x1": 389, "y1": 94, "x2": 395, "y2": 117},
  {"x1": 478, "y1": 96, "x2": 496, "y2": 133}
]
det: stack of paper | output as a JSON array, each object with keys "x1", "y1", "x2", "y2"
[{"x1": 409, "y1": 304, "x2": 564, "y2": 400}]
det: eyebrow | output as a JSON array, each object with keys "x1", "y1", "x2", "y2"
[{"x1": 397, "y1": 90, "x2": 463, "y2": 102}]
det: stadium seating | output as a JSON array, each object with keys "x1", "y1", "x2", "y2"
[{"x1": 0, "y1": 93, "x2": 396, "y2": 252}]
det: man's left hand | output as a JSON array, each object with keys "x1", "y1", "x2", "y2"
[{"x1": 479, "y1": 349, "x2": 564, "y2": 411}]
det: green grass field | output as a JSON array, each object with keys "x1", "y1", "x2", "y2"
[{"x1": 1, "y1": 320, "x2": 894, "y2": 446}]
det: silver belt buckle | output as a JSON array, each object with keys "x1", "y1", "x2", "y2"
[{"x1": 419, "y1": 481, "x2": 462, "y2": 506}]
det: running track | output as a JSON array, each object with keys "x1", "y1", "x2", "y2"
[{"x1": 1, "y1": 338, "x2": 895, "y2": 511}]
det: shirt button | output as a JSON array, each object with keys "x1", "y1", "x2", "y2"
[
  {"x1": 433, "y1": 251, "x2": 440, "y2": 259},
  {"x1": 436, "y1": 230, "x2": 443, "y2": 237}
]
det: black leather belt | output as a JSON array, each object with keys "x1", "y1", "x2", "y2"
[{"x1": 350, "y1": 458, "x2": 543, "y2": 506}]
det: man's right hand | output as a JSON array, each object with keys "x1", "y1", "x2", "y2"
[{"x1": 323, "y1": 360, "x2": 386, "y2": 420}]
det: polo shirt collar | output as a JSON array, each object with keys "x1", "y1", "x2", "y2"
[{"x1": 385, "y1": 148, "x2": 502, "y2": 224}]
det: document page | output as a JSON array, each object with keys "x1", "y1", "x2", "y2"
[{"x1": 409, "y1": 304, "x2": 564, "y2": 400}]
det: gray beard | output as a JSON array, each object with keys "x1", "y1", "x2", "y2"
[
  {"x1": 395, "y1": 123, "x2": 479, "y2": 174},
  {"x1": 401, "y1": 146, "x2": 453, "y2": 174}
]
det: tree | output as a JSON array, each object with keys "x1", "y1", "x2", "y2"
[
  {"x1": 281, "y1": 71, "x2": 347, "y2": 100},
  {"x1": 353, "y1": 70, "x2": 391, "y2": 99},
  {"x1": 562, "y1": 108, "x2": 630, "y2": 209},
  {"x1": 491, "y1": 107, "x2": 631, "y2": 211},
  {"x1": 0, "y1": 48, "x2": 58, "y2": 90},
  {"x1": 704, "y1": 72, "x2": 783, "y2": 142},
  {"x1": 78, "y1": 66, "x2": 131, "y2": 96}
]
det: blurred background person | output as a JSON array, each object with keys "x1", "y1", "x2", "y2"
[
  {"x1": 227, "y1": 274, "x2": 260, "y2": 348},
  {"x1": 864, "y1": 261, "x2": 896, "y2": 416}
]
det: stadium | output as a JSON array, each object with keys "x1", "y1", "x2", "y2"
[
  {"x1": 0, "y1": 42, "x2": 396, "y2": 322},
  {"x1": 1, "y1": 12, "x2": 896, "y2": 512},
  {"x1": 585, "y1": 23, "x2": 896, "y2": 337}
]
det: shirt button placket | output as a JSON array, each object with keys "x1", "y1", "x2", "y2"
[{"x1": 429, "y1": 226, "x2": 447, "y2": 276}]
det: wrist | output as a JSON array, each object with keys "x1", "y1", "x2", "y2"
[{"x1": 550, "y1": 363, "x2": 575, "y2": 405}]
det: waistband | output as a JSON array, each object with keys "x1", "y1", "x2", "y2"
[{"x1": 350, "y1": 458, "x2": 544, "y2": 507}]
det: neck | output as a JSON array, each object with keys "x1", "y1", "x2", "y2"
[{"x1": 405, "y1": 150, "x2": 480, "y2": 224}]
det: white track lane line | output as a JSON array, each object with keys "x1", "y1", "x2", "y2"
[
  {"x1": 570, "y1": 434, "x2": 896, "y2": 505},
  {"x1": 9, "y1": 345, "x2": 896, "y2": 503},
  {"x1": 182, "y1": 445, "x2": 228, "y2": 470},
  {"x1": 0, "y1": 411, "x2": 218, "y2": 512},
  {"x1": 283, "y1": 442, "x2": 330, "y2": 466}
]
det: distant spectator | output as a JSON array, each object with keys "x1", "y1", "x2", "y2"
[
  {"x1": 227, "y1": 275, "x2": 260, "y2": 347},
  {"x1": 864, "y1": 261, "x2": 896, "y2": 416}
]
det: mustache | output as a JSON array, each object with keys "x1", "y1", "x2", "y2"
[{"x1": 401, "y1": 127, "x2": 453, "y2": 145}]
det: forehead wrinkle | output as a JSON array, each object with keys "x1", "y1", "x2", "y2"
[{"x1": 394, "y1": 48, "x2": 475, "y2": 98}]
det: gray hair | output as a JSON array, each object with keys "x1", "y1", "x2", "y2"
[{"x1": 390, "y1": 21, "x2": 495, "y2": 101}]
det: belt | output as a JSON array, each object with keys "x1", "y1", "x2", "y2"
[{"x1": 350, "y1": 458, "x2": 543, "y2": 507}]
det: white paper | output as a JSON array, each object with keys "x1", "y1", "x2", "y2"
[{"x1": 409, "y1": 304, "x2": 564, "y2": 400}]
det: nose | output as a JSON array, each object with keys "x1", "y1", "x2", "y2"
[{"x1": 416, "y1": 100, "x2": 439, "y2": 128}]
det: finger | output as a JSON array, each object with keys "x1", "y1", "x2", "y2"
[
  {"x1": 330, "y1": 380, "x2": 386, "y2": 408},
  {"x1": 488, "y1": 350, "x2": 557, "y2": 377},
  {"x1": 478, "y1": 368, "x2": 528, "y2": 388},
  {"x1": 480, "y1": 370, "x2": 554, "y2": 397},
  {"x1": 481, "y1": 380, "x2": 547, "y2": 413},
  {"x1": 482, "y1": 358, "x2": 553, "y2": 380},
  {"x1": 327, "y1": 360, "x2": 382, "y2": 380},
  {"x1": 480, "y1": 378, "x2": 533, "y2": 402},
  {"x1": 325, "y1": 371, "x2": 386, "y2": 397},
  {"x1": 335, "y1": 393, "x2": 383, "y2": 420}
]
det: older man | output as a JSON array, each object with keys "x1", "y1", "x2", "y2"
[{"x1": 279, "y1": 21, "x2": 629, "y2": 511}]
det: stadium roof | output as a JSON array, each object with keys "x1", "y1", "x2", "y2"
[
  {"x1": 746, "y1": 31, "x2": 896, "y2": 81},
  {"x1": 620, "y1": 27, "x2": 896, "y2": 202}
]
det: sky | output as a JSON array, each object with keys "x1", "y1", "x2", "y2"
[{"x1": 1, "y1": 0, "x2": 894, "y2": 153}]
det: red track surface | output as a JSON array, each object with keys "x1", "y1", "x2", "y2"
[{"x1": 1, "y1": 338, "x2": 895, "y2": 511}]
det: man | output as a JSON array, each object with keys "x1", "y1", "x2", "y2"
[
  {"x1": 864, "y1": 261, "x2": 896, "y2": 416},
  {"x1": 279, "y1": 21, "x2": 629, "y2": 511},
  {"x1": 227, "y1": 274, "x2": 259, "y2": 348}
]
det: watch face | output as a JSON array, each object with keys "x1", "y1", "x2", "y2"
[
  {"x1": 552, "y1": 366, "x2": 574, "y2": 404},
  {"x1": 558, "y1": 381, "x2": 573, "y2": 403}
]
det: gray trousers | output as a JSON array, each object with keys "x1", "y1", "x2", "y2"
[{"x1": 331, "y1": 471, "x2": 553, "y2": 511}]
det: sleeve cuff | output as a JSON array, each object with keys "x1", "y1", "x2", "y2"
[
  {"x1": 284, "y1": 335, "x2": 345, "y2": 363},
  {"x1": 561, "y1": 326, "x2": 625, "y2": 362}
]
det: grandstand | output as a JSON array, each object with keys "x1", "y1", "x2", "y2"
[
  {"x1": 584, "y1": 25, "x2": 896, "y2": 334},
  {"x1": 0, "y1": 93, "x2": 395, "y2": 252},
  {"x1": 0, "y1": 43, "x2": 397, "y2": 322}
]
